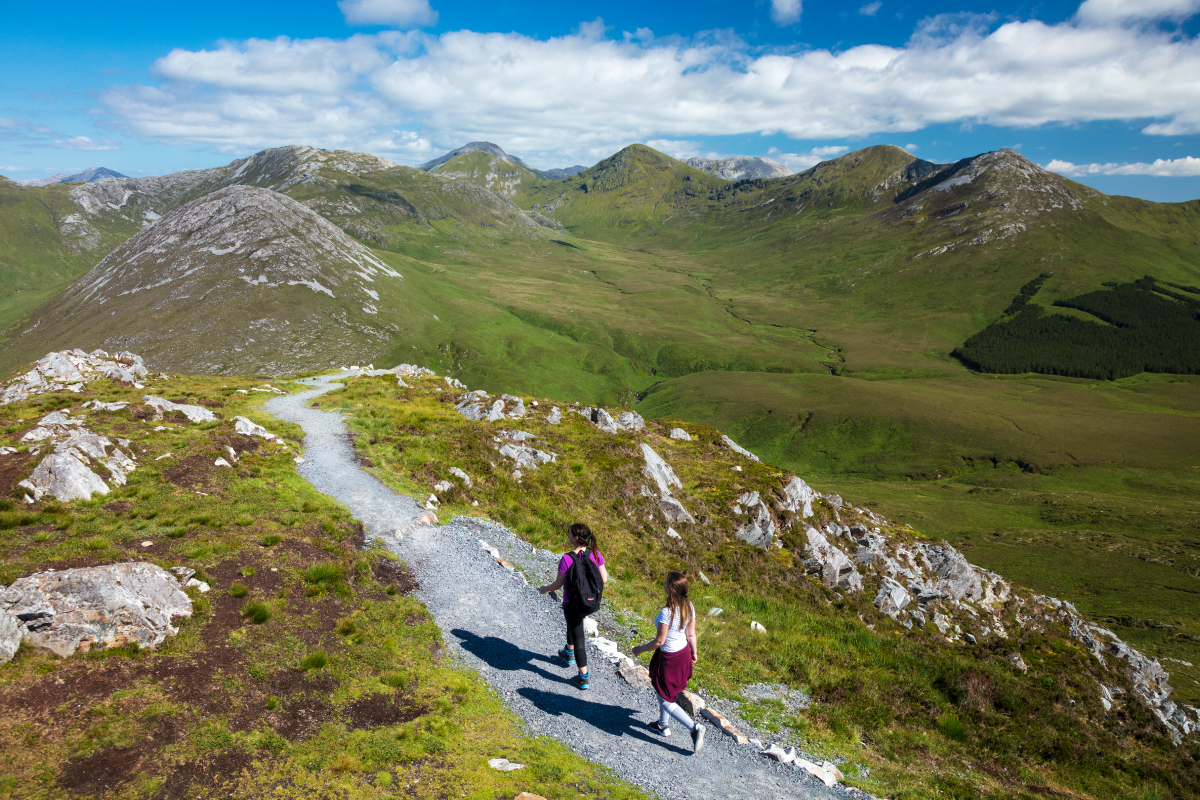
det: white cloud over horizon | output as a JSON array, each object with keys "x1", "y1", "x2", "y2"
[
  {"x1": 859, "y1": 2, "x2": 883, "y2": 17},
  {"x1": 98, "y1": 1, "x2": 1200, "y2": 169},
  {"x1": 339, "y1": 0, "x2": 437, "y2": 29},
  {"x1": 1046, "y1": 156, "x2": 1200, "y2": 177},
  {"x1": 770, "y1": 0, "x2": 803, "y2": 26}
]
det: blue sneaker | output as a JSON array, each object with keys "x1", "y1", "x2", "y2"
[
  {"x1": 572, "y1": 672, "x2": 590, "y2": 690},
  {"x1": 558, "y1": 648, "x2": 576, "y2": 667}
]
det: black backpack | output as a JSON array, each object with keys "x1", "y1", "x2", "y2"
[{"x1": 565, "y1": 550, "x2": 604, "y2": 615}]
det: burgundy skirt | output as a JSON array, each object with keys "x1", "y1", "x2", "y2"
[{"x1": 649, "y1": 645, "x2": 693, "y2": 703}]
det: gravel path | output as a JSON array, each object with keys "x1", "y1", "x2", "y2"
[{"x1": 266, "y1": 374, "x2": 845, "y2": 800}]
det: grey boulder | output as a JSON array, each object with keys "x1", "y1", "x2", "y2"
[
  {"x1": 658, "y1": 496, "x2": 696, "y2": 524},
  {"x1": 803, "y1": 527, "x2": 862, "y2": 592},
  {"x1": 722, "y1": 434, "x2": 760, "y2": 463},
  {"x1": 736, "y1": 500, "x2": 777, "y2": 549},
  {"x1": 668, "y1": 428, "x2": 692, "y2": 441},
  {"x1": 144, "y1": 395, "x2": 216, "y2": 423},
  {"x1": 641, "y1": 443, "x2": 683, "y2": 496},
  {"x1": 778, "y1": 476, "x2": 816, "y2": 519},
  {"x1": 874, "y1": 577, "x2": 912, "y2": 620},
  {"x1": 0, "y1": 563, "x2": 192, "y2": 661}
]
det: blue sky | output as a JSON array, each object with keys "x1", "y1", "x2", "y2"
[{"x1": 2, "y1": 0, "x2": 1200, "y2": 200}]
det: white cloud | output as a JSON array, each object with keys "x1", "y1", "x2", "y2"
[
  {"x1": 904, "y1": 143, "x2": 919, "y2": 151},
  {"x1": 1046, "y1": 156, "x2": 1200, "y2": 176},
  {"x1": 644, "y1": 140, "x2": 714, "y2": 160},
  {"x1": 1076, "y1": 0, "x2": 1200, "y2": 25},
  {"x1": 0, "y1": 165, "x2": 26, "y2": 171},
  {"x1": 99, "y1": 1, "x2": 1200, "y2": 165},
  {"x1": 339, "y1": 0, "x2": 436, "y2": 29},
  {"x1": 771, "y1": 146, "x2": 851, "y2": 171},
  {"x1": 859, "y1": 2, "x2": 882, "y2": 16},
  {"x1": 55, "y1": 136, "x2": 120, "y2": 151},
  {"x1": 771, "y1": 0, "x2": 802, "y2": 26}
]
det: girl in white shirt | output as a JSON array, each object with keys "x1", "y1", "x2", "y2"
[{"x1": 632, "y1": 571, "x2": 706, "y2": 753}]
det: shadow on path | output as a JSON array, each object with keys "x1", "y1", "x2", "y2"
[
  {"x1": 451, "y1": 628, "x2": 564, "y2": 684},
  {"x1": 517, "y1": 686, "x2": 693, "y2": 756}
]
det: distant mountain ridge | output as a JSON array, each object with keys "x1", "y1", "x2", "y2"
[
  {"x1": 418, "y1": 142, "x2": 586, "y2": 180},
  {"x1": 683, "y1": 155, "x2": 791, "y2": 180},
  {"x1": 19, "y1": 167, "x2": 128, "y2": 187}
]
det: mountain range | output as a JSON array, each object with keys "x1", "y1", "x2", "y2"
[
  {"x1": 1, "y1": 135, "x2": 1199, "y2": 719},
  {"x1": 18, "y1": 167, "x2": 128, "y2": 187}
]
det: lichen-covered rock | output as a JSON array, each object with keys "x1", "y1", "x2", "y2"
[
  {"x1": 778, "y1": 476, "x2": 816, "y2": 519},
  {"x1": 546, "y1": 407, "x2": 562, "y2": 425},
  {"x1": 874, "y1": 577, "x2": 912, "y2": 620},
  {"x1": 803, "y1": 527, "x2": 862, "y2": 592},
  {"x1": 592, "y1": 408, "x2": 618, "y2": 433},
  {"x1": 232, "y1": 416, "x2": 278, "y2": 440},
  {"x1": 484, "y1": 399, "x2": 507, "y2": 422},
  {"x1": 497, "y1": 442, "x2": 556, "y2": 469},
  {"x1": 922, "y1": 543, "x2": 983, "y2": 601},
  {"x1": 658, "y1": 496, "x2": 695, "y2": 524},
  {"x1": 641, "y1": 444, "x2": 682, "y2": 496},
  {"x1": 0, "y1": 563, "x2": 192, "y2": 661},
  {"x1": 0, "y1": 610, "x2": 21, "y2": 663},
  {"x1": 19, "y1": 449, "x2": 111, "y2": 502},
  {"x1": 614, "y1": 411, "x2": 645, "y2": 431},
  {"x1": 144, "y1": 395, "x2": 216, "y2": 423},
  {"x1": 449, "y1": 467, "x2": 472, "y2": 487},
  {"x1": 736, "y1": 500, "x2": 777, "y2": 549},
  {"x1": 667, "y1": 427, "x2": 691, "y2": 441},
  {"x1": 721, "y1": 434, "x2": 760, "y2": 463}
]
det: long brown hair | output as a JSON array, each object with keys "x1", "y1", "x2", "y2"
[
  {"x1": 568, "y1": 522, "x2": 597, "y2": 556},
  {"x1": 665, "y1": 571, "x2": 691, "y2": 628}
]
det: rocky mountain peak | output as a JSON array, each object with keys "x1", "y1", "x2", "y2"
[
  {"x1": 683, "y1": 156, "x2": 792, "y2": 181},
  {"x1": 9, "y1": 185, "x2": 407, "y2": 375}
]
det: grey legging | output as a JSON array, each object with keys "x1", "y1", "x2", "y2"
[{"x1": 659, "y1": 697, "x2": 697, "y2": 731}]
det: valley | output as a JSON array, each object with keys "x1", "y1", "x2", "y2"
[{"x1": 0, "y1": 139, "x2": 1198, "y2": 797}]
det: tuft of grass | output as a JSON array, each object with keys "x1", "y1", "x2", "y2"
[
  {"x1": 166, "y1": 526, "x2": 187, "y2": 538},
  {"x1": 937, "y1": 713, "x2": 967, "y2": 742},
  {"x1": 302, "y1": 561, "x2": 345, "y2": 587},
  {"x1": 241, "y1": 601, "x2": 271, "y2": 625},
  {"x1": 235, "y1": 514, "x2": 254, "y2": 527},
  {"x1": 240, "y1": 566, "x2": 256, "y2": 577},
  {"x1": 298, "y1": 650, "x2": 327, "y2": 671},
  {"x1": 228, "y1": 583, "x2": 249, "y2": 599},
  {"x1": 261, "y1": 533, "x2": 281, "y2": 546},
  {"x1": 265, "y1": 696, "x2": 279, "y2": 710}
]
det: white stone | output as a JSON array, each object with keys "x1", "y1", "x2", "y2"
[
  {"x1": 795, "y1": 758, "x2": 839, "y2": 787},
  {"x1": 750, "y1": 621, "x2": 767, "y2": 633},
  {"x1": 778, "y1": 476, "x2": 817, "y2": 519},
  {"x1": 874, "y1": 578, "x2": 912, "y2": 620},
  {"x1": 546, "y1": 407, "x2": 562, "y2": 424},
  {"x1": 484, "y1": 399, "x2": 507, "y2": 422},
  {"x1": 583, "y1": 617, "x2": 599, "y2": 637},
  {"x1": 698, "y1": 571, "x2": 711, "y2": 585},
  {"x1": 433, "y1": 480, "x2": 453, "y2": 493},
  {"x1": 449, "y1": 467, "x2": 472, "y2": 487},
  {"x1": 658, "y1": 496, "x2": 695, "y2": 524},
  {"x1": 722, "y1": 434, "x2": 760, "y2": 463},
  {"x1": 143, "y1": 395, "x2": 216, "y2": 423},
  {"x1": 19, "y1": 449, "x2": 110, "y2": 502},
  {"x1": 667, "y1": 527, "x2": 681, "y2": 539},
  {"x1": 641, "y1": 443, "x2": 683, "y2": 496},
  {"x1": 214, "y1": 457, "x2": 232, "y2": 467},
  {"x1": 486, "y1": 758, "x2": 524, "y2": 771},
  {"x1": 233, "y1": 416, "x2": 278, "y2": 440},
  {"x1": 803, "y1": 527, "x2": 863, "y2": 592},
  {"x1": 0, "y1": 611, "x2": 21, "y2": 664},
  {"x1": 668, "y1": 428, "x2": 691, "y2": 441},
  {"x1": 707, "y1": 608, "x2": 723, "y2": 617}
]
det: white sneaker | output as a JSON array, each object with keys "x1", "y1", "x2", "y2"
[
  {"x1": 647, "y1": 720, "x2": 671, "y2": 737},
  {"x1": 691, "y1": 723, "x2": 706, "y2": 753}
]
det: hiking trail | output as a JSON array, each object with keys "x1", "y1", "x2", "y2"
[{"x1": 266, "y1": 373, "x2": 845, "y2": 800}]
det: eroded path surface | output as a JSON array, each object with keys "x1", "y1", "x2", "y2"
[{"x1": 266, "y1": 374, "x2": 840, "y2": 800}]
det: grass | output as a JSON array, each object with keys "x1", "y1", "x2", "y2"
[
  {"x1": 331, "y1": 370, "x2": 1199, "y2": 800},
  {"x1": 0, "y1": 371, "x2": 645, "y2": 800}
]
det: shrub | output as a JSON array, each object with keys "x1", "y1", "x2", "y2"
[
  {"x1": 240, "y1": 566, "x2": 256, "y2": 577},
  {"x1": 235, "y1": 514, "x2": 254, "y2": 527},
  {"x1": 266, "y1": 696, "x2": 279, "y2": 710},
  {"x1": 261, "y1": 534, "x2": 282, "y2": 546},
  {"x1": 167, "y1": 526, "x2": 188, "y2": 539},
  {"x1": 301, "y1": 501, "x2": 320, "y2": 513},
  {"x1": 83, "y1": 535, "x2": 109, "y2": 551},
  {"x1": 337, "y1": 619, "x2": 357, "y2": 636},
  {"x1": 228, "y1": 583, "x2": 249, "y2": 598},
  {"x1": 241, "y1": 601, "x2": 271, "y2": 625},
  {"x1": 299, "y1": 650, "x2": 327, "y2": 671}
]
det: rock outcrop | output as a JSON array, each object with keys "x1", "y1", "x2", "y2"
[
  {"x1": 0, "y1": 563, "x2": 192, "y2": 661},
  {"x1": 17, "y1": 408, "x2": 137, "y2": 502},
  {"x1": 1, "y1": 349, "x2": 147, "y2": 405}
]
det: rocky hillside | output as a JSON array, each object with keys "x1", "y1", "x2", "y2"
[
  {"x1": 418, "y1": 141, "x2": 587, "y2": 180},
  {"x1": 18, "y1": 167, "x2": 129, "y2": 187},
  {"x1": 683, "y1": 155, "x2": 791, "y2": 180},
  {"x1": 328, "y1": 364, "x2": 1198, "y2": 799},
  {"x1": 1, "y1": 187, "x2": 419, "y2": 375}
]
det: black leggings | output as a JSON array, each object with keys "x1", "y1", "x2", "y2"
[{"x1": 562, "y1": 605, "x2": 589, "y2": 669}]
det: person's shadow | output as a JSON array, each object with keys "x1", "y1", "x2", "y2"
[
  {"x1": 517, "y1": 686, "x2": 692, "y2": 755},
  {"x1": 451, "y1": 628, "x2": 564, "y2": 684},
  {"x1": 450, "y1": 628, "x2": 691, "y2": 755}
]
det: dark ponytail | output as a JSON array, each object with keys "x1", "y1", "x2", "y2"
[{"x1": 568, "y1": 522, "x2": 597, "y2": 556}]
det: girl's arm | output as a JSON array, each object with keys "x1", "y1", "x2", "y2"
[
  {"x1": 632, "y1": 621, "x2": 669, "y2": 657},
  {"x1": 686, "y1": 613, "x2": 698, "y2": 664},
  {"x1": 538, "y1": 572, "x2": 566, "y2": 595},
  {"x1": 599, "y1": 563, "x2": 609, "y2": 583}
]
